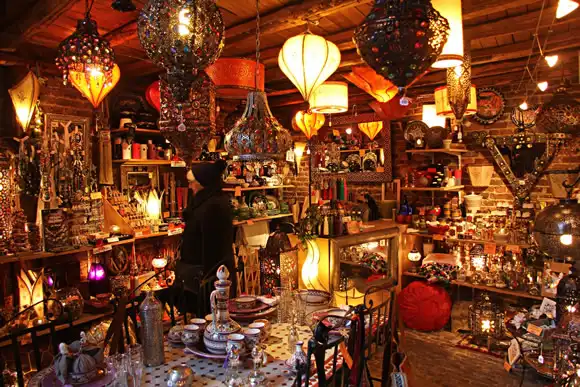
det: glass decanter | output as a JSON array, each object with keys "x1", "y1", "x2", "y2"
[
  {"x1": 224, "y1": 347, "x2": 245, "y2": 387},
  {"x1": 247, "y1": 345, "x2": 267, "y2": 386}
]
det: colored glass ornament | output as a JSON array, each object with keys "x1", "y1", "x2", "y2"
[
  {"x1": 69, "y1": 64, "x2": 121, "y2": 109},
  {"x1": 353, "y1": 0, "x2": 450, "y2": 90},
  {"x1": 8, "y1": 71, "x2": 40, "y2": 131},
  {"x1": 158, "y1": 72, "x2": 216, "y2": 163},
  {"x1": 138, "y1": 0, "x2": 225, "y2": 102},
  {"x1": 292, "y1": 111, "x2": 325, "y2": 139}
]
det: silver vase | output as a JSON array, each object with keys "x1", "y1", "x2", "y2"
[{"x1": 140, "y1": 291, "x2": 165, "y2": 366}]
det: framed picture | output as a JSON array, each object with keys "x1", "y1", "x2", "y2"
[
  {"x1": 45, "y1": 113, "x2": 91, "y2": 157},
  {"x1": 472, "y1": 87, "x2": 506, "y2": 125}
]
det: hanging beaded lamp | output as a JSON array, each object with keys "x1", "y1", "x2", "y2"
[
  {"x1": 55, "y1": 2, "x2": 116, "y2": 88},
  {"x1": 536, "y1": 79, "x2": 580, "y2": 135},
  {"x1": 138, "y1": 0, "x2": 225, "y2": 102},
  {"x1": 353, "y1": 0, "x2": 449, "y2": 94},
  {"x1": 224, "y1": 0, "x2": 292, "y2": 160}
]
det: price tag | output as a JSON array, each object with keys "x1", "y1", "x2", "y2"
[
  {"x1": 376, "y1": 166, "x2": 385, "y2": 172},
  {"x1": 246, "y1": 220, "x2": 254, "y2": 225},
  {"x1": 135, "y1": 231, "x2": 143, "y2": 237},
  {"x1": 433, "y1": 234, "x2": 445, "y2": 241},
  {"x1": 286, "y1": 149, "x2": 295, "y2": 163},
  {"x1": 107, "y1": 236, "x2": 119, "y2": 243},
  {"x1": 506, "y1": 245, "x2": 521, "y2": 253},
  {"x1": 171, "y1": 160, "x2": 187, "y2": 168},
  {"x1": 359, "y1": 149, "x2": 366, "y2": 156},
  {"x1": 507, "y1": 339, "x2": 521, "y2": 366},
  {"x1": 90, "y1": 192, "x2": 102, "y2": 200},
  {"x1": 234, "y1": 186, "x2": 242, "y2": 197},
  {"x1": 379, "y1": 239, "x2": 386, "y2": 247},
  {"x1": 163, "y1": 211, "x2": 170, "y2": 218},
  {"x1": 503, "y1": 361, "x2": 512, "y2": 372},
  {"x1": 93, "y1": 245, "x2": 112, "y2": 254},
  {"x1": 484, "y1": 242, "x2": 497, "y2": 255},
  {"x1": 332, "y1": 130, "x2": 340, "y2": 137},
  {"x1": 526, "y1": 323, "x2": 543, "y2": 337},
  {"x1": 168, "y1": 228, "x2": 183, "y2": 236},
  {"x1": 342, "y1": 216, "x2": 352, "y2": 222}
]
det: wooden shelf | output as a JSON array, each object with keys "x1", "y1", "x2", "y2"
[
  {"x1": 446, "y1": 238, "x2": 531, "y2": 249},
  {"x1": 223, "y1": 185, "x2": 294, "y2": 192},
  {"x1": 232, "y1": 213, "x2": 292, "y2": 226},
  {"x1": 110, "y1": 128, "x2": 163, "y2": 136},
  {"x1": 113, "y1": 159, "x2": 172, "y2": 166},
  {"x1": 406, "y1": 149, "x2": 468, "y2": 156},
  {"x1": 338, "y1": 148, "x2": 377, "y2": 153},
  {"x1": 400, "y1": 185, "x2": 464, "y2": 192},
  {"x1": 403, "y1": 272, "x2": 544, "y2": 300}
]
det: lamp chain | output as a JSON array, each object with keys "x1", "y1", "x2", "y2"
[{"x1": 254, "y1": 0, "x2": 261, "y2": 89}]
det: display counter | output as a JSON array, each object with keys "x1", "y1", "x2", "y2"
[{"x1": 296, "y1": 219, "x2": 402, "y2": 306}]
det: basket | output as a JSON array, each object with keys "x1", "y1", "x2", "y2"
[{"x1": 467, "y1": 165, "x2": 494, "y2": 187}]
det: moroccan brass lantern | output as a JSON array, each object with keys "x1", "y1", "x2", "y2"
[{"x1": 536, "y1": 80, "x2": 580, "y2": 135}]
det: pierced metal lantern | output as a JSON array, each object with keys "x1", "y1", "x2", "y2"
[
  {"x1": 158, "y1": 72, "x2": 216, "y2": 163},
  {"x1": 259, "y1": 229, "x2": 298, "y2": 295},
  {"x1": 469, "y1": 293, "x2": 505, "y2": 348},
  {"x1": 55, "y1": 17, "x2": 116, "y2": 86},
  {"x1": 445, "y1": 49, "x2": 473, "y2": 120},
  {"x1": 224, "y1": 91, "x2": 292, "y2": 160},
  {"x1": 353, "y1": 0, "x2": 449, "y2": 90},
  {"x1": 138, "y1": 0, "x2": 225, "y2": 101},
  {"x1": 536, "y1": 80, "x2": 580, "y2": 135},
  {"x1": 534, "y1": 199, "x2": 580, "y2": 262}
]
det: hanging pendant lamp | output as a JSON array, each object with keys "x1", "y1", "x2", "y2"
[
  {"x1": 224, "y1": 0, "x2": 291, "y2": 160},
  {"x1": 70, "y1": 64, "x2": 121, "y2": 109},
  {"x1": 8, "y1": 71, "x2": 40, "y2": 132},
  {"x1": 536, "y1": 79, "x2": 580, "y2": 135},
  {"x1": 278, "y1": 30, "x2": 341, "y2": 102},
  {"x1": 438, "y1": 48, "x2": 476, "y2": 120},
  {"x1": 138, "y1": 0, "x2": 225, "y2": 102},
  {"x1": 309, "y1": 82, "x2": 348, "y2": 114},
  {"x1": 56, "y1": 7, "x2": 117, "y2": 95},
  {"x1": 358, "y1": 121, "x2": 384, "y2": 141},
  {"x1": 431, "y1": 0, "x2": 464, "y2": 68},
  {"x1": 292, "y1": 110, "x2": 325, "y2": 139},
  {"x1": 354, "y1": 0, "x2": 449, "y2": 91}
]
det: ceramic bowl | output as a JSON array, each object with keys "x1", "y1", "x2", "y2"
[
  {"x1": 226, "y1": 333, "x2": 246, "y2": 355},
  {"x1": 242, "y1": 327, "x2": 261, "y2": 348},
  {"x1": 181, "y1": 325, "x2": 200, "y2": 346},
  {"x1": 167, "y1": 324, "x2": 184, "y2": 342},
  {"x1": 189, "y1": 318, "x2": 207, "y2": 336},
  {"x1": 248, "y1": 321, "x2": 269, "y2": 341},
  {"x1": 234, "y1": 296, "x2": 257, "y2": 310}
]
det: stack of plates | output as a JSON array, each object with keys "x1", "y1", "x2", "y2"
[{"x1": 228, "y1": 297, "x2": 277, "y2": 321}]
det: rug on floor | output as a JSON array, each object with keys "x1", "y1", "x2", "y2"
[{"x1": 455, "y1": 334, "x2": 505, "y2": 358}]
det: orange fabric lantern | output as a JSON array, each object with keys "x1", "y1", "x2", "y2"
[
  {"x1": 292, "y1": 110, "x2": 325, "y2": 139},
  {"x1": 343, "y1": 66, "x2": 398, "y2": 103},
  {"x1": 370, "y1": 95, "x2": 412, "y2": 121},
  {"x1": 69, "y1": 64, "x2": 121, "y2": 108},
  {"x1": 205, "y1": 58, "x2": 265, "y2": 99},
  {"x1": 358, "y1": 121, "x2": 384, "y2": 141},
  {"x1": 8, "y1": 71, "x2": 40, "y2": 131}
]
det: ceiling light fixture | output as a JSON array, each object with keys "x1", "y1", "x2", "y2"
[
  {"x1": 431, "y1": 0, "x2": 464, "y2": 68},
  {"x1": 545, "y1": 55, "x2": 559, "y2": 67},
  {"x1": 537, "y1": 81, "x2": 549, "y2": 92},
  {"x1": 556, "y1": 0, "x2": 579, "y2": 18}
]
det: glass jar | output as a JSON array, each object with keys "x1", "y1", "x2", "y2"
[{"x1": 52, "y1": 287, "x2": 84, "y2": 321}]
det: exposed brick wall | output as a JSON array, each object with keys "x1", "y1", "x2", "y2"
[{"x1": 40, "y1": 76, "x2": 94, "y2": 119}]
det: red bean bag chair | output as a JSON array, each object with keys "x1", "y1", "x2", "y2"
[{"x1": 398, "y1": 281, "x2": 452, "y2": 331}]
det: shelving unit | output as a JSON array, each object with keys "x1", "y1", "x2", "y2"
[
  {"x1": 110, "y1": 128, "x2": 164, "y2": 137},
  {"x1": 403, "y1": 148, "x2": 465, "y2": 205},
  {"x1": 403, "y1": 271, "x2": 543, "y2": 301},
  {"x1": 446, "y1": 238, "x2": 531, "y2": 249},
  {"x1": 232, "y1": 213, "x2": 293, "y2": 226},
  {"x1": 113, "y1": 159, "x2": 172, "y2": 166},
  {"x1": 222, "y1": 185, "x2": 294, "y2": 192}
]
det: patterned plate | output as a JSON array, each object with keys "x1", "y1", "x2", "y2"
[
  {"x1": 404, "y1": 121, "x2": 428, "y2": 144},
  {"x1": 27, "y1": 365, "x2": 113, "y2": 387},
  {"x1": 227, "y1": 300, "x2": 270, "y2": 314},
  {"x1": 229, "y1": 306, "x2": 277, "y2": 321}
]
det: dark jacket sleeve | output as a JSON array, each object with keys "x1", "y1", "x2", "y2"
[{"x1": 200, "y1": 195, "x2": 234, "y2": 274}]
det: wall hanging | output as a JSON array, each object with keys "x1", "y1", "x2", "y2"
[
  {"x1": 472, "y1": 87, "x2": 506, "y2": 125},
  {"x1": 8, "y1": 71, "x2": 40, "y2": 132}
]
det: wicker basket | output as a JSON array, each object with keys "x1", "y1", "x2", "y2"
[{"x1": 467, "y1": 165, "x2": 494, "y2": 187}]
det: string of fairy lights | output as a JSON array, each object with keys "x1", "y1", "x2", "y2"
[{"x1": 514, "y1": 0, "x2": 578, "y2": 110}]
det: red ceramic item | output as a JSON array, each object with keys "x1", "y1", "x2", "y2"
[
  {"x1": 398, "y1": 281, "x2": 451, "y2": 331},
  {"x1": 146, "y1": 80, "x2": 160, "y2": 112}
]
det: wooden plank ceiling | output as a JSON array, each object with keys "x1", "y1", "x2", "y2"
[{"x1": 0, "y1": 0, "x2": 578, "y2": 111}]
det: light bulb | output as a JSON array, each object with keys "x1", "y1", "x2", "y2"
[
  {"x1": 178, "y1": 8, "x2": 191, "y2": 36},
  {"x1": 89, "y1": 67, "x2": 103, "y2": 77},
  {"x1": 537, "y1": 81, "x2": 548, "y2": 92},
  {"x1": 178, "y1": 24, "x2": 190, "y2": 36},
  {"x1": 556, "y1": 0, "x2": 579, "y2": 18},
  {"x1": 519, "y1": 101, "x2": 529, "y2": 110},
  {"x1": 560, "y1": 234, "x2": 573, "y2": 245},
  {"x1": 345, "y1": 127, "x2": 352, "y2": 135},
  {"x1": 545, "y1": 55, "x2": 559, "y2": 67}
]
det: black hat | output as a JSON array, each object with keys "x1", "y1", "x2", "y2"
[{"x1": 191, "y1": 160, "x2": 227, "y2": 188}]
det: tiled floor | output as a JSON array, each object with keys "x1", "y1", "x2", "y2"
[{"x1": 367, "y1": 330, "x2": 551, "y2": 387}]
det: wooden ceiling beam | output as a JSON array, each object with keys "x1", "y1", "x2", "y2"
[
  {"x1": 105, "y1": 21, "x2": 140, "y2": 47},
  {"x1": 462, "y1": 0, "x2": 540, "y2": 21},
  {"x1": 0, "y1": 0, "x2": 78, "y2": 49}
]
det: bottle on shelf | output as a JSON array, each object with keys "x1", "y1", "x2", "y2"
[{"x1": 122, "y1": 138, "x2": 131, "y2": 160}]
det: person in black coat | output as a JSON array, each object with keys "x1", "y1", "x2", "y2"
[{"x1": 175, "y1": 160, "x2": 234, "y2": 315}]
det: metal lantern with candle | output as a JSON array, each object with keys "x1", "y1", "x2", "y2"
[
  {"x1": 469, "y1": 292, "x2": 505, "y2": 350},
  {"x1": 260, "y1": 228, "x2": 299, "y2": 295},
  {"x1": 407, "y1": 249, "x2": 422, "y2": 272}
]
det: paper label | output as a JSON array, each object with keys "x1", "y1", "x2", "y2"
[
  {"x1": 359, "y1": 149, "x2": 366, "y2": 156},
  {"x1": 484, "y1": 242, "x2": 497, "y2": 255},
  {"x1": 376, "y1": 166, "x2": 385, "y2": 172},
  {"x1": 379, "y1": 239, "x2": 386, "y2": 246},
  {"x1": 526, "y1": 324, "x2": 543, "y2": 336},
  {"x1": 332, "y1": 130, "x2": 340, "y2": 137},
  {"x1": 171, "y1": 160, "x2": 187, "y2": 168},
  {"x1": 503, "y1": 361, "x2": 512, "y2": 372},
  {"x1": 168, "y1": 228, "x2": 183, "y2": 236},
  {"x1": 539, "y1": 297, "x2": 557, "y2": 319},
  {"x1": 286, "y1": 149, "x2": 295, "y2": 163},
  {"x1": 93, "y1": 245, "x2": 113, "y2": 254},
  {"x1": 433, "y1": 234, "x2": 444, "y2": 241},
  {"x1": 135, "y1": 231, "x2": 143, "y2": 237},
  {"x1": 163, "y1": 211, "x2": 170, "y2": 218},
  {"x1": 507, "y1": 339, "x2": 521, "y2": 365},
  {"x1": 234, "y1": 186, "x2": 242, "y2": 197},
  {"x1": 90, "y1": 192, "x2": 102, "y2": 200},
  {"x1": 107, "y1": 236, "x2": 119, "y2": 243}
]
